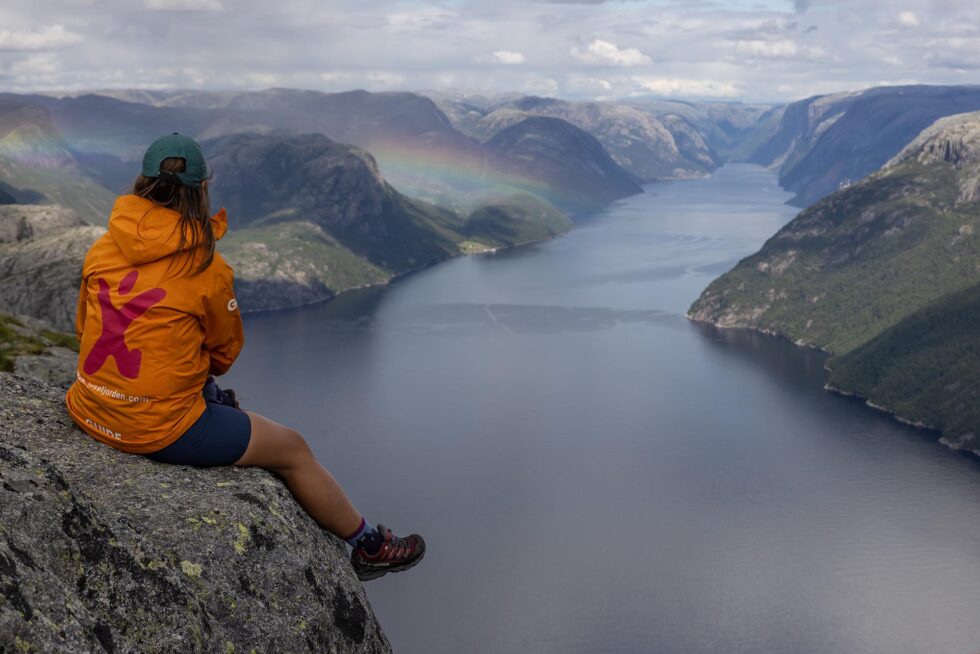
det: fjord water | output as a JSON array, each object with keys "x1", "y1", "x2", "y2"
[{"x1": 225, "y1": 164, "x2": 980, "y2": 654}]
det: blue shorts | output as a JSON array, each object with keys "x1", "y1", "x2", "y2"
[{"x1": 145, "y1": 403, "x2": 252, "y2": 467}]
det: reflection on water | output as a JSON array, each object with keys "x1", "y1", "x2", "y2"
[{"x1": 228, "y1": 165, "x2": 980, "y2": 654}]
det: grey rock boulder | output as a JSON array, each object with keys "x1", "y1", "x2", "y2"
[
  {"x1": 12, "y1": 345, "x2": 77, "y2": 387},
  {"x1": 0, "y1": 372, "x2": 390, "y2": 653}
]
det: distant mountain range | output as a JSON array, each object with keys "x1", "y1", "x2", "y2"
[
  {"x1": 16, "y1": 88, "x2": 649, "y2": 217},
  {"x1": 690, "y1": 110, "x2": 980, "y2": 448},
  {"x1": 0, "y1": 86, "x2": 779, "y2": 316},
  {"x1": 423, "y1": 90, "x2": 771, "y2": 181},
  {"x1": 749, "y1": 85, "x2": 980, "y2": 207}
]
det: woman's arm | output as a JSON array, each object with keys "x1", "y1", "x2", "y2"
[{"x1": 202, "y1": 257, "x2": 244, "y2": 376}]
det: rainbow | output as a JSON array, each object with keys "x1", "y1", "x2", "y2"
[{"x1": 362, "y1": 135, "x2": 565, "y2": 212}]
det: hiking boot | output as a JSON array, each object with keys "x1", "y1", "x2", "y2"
[{"x1": 350, "y1": 523, "x2": 426, "y2": 581}]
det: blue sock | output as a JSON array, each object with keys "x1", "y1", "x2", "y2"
[{"x1": 343, "y1": 517, "x2": 383, "y2": 554}]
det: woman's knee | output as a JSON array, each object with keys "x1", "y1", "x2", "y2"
[
  {"x1": 236, "y1": 412, "x2": 312, "y2": 469},
  {"x1": 281, "y1": 427, "x2": 312, "y2": 462}
]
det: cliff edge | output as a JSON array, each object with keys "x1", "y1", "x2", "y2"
[{"x1": 0, "y1": 372, "x2": 390, "y2": 653}]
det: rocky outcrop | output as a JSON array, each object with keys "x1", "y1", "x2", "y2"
[
  {"x1": 0, "y1": 312, "x2": 78, "y2": 387},
  {"x1": 885, "y1": 110, "x2": 980, "y2": 204},
  {"x1": 0, "y1": 204, "x2": 104, "y2": 331},
  {"x1": 656, "y1": 113, "x2": 720, "y2": 176},
  {"x1": 0, "y1": 372, "x2": 390, "y2": 653}
]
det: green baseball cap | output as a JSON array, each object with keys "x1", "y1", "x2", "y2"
[{"x1": 141, "y1": 132, "x2": 209, "y2": 189}]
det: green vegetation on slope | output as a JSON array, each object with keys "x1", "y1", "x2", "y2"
[
  {"x1": 220, "y1": 193, "x2": 572, "y2": 311},
  {"x1": 827, "y1": 283, "x2": 980, "y2": 441},
  {"x1": 689, "y1": 160, "x2": 979, "y2": 353},
  {"x1": 220, "y1": 221, "x2": 391, "y2": 311},
  {"x1": 461, "y1": 192, "x2": 573, "y2": 249}
]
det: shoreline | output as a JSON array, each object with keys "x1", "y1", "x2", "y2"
[
  {"x1": 238, "y1": 227, "x2": 572, "y2": 317},
  {"x1": 685, "y1": 314, "x2": 977, "y2": 459}
]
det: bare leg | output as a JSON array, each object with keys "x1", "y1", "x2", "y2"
[{"x1": 233, "y1": 411, "x2": 363, "y2": 538}]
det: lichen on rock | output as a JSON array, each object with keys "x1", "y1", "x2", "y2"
[{"x1": 0, "y1": 372, "x2": 390, "y2": 653}]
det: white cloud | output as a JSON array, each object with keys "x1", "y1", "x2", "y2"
[
  {"x1": 2, "y1": 0, "x2": 980, "y2": 102},
  {"x1": 898, "y1": 11, "x2": 920, "y2": 27},
  {"x1": 491, "y1": 50, "x2": 525, "y2": 64},
  {"x1": 144, "y1": 0, "x2": 224, "y2": 11},
  {"x1": 0, "y1": 25, "x2": 83, "y2": 50},
  {"x1": 319, "y1": 69, "x2": 408, "y2": 88},
  {"x1": 364, "y1": 70, "x2": 408, "y2": 86},
  {"x1": 924, "y1": 35, "x2": 980, "y2": 69},
  {"x1": 630, "y1": 76, "x2": 739, "y2": 98},
  {"x1": 571, "y1": 39, "x2": 651, "y2": 66},
  {"x1": 523, "y1": 77, "x2": 559, "y2": 94},
  {"x1": 566, "y1": 75, "x2": 614, "y2": 95},
  {"x1": 733, "y1": 39, "x2": 829, "y2": 61},
  {"x1": 9, "y1": 53, "x2": 59, "y2": 78}
]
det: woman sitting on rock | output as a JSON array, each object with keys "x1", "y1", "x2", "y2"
[{"x1": 64, "y1": 133, "x2": 424, "y2": 582}]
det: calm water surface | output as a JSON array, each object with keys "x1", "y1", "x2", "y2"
[{"x1": 226, "y1": 164, "x2": 980, "y2": 654}]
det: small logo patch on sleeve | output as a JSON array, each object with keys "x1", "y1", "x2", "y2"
[{"x1": 227, "y1": 298, "x2": 239, "y2": 311}]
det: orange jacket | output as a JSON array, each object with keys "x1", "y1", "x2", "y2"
[{"x1": 65, "y1": 194, "x2": 244, "y2": 454}]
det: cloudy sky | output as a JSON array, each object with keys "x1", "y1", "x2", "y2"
[{"x1": 0, "y1": 0, "x2": 978, "y2": 102}]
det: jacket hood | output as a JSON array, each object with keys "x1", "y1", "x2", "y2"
[{"x1": 107, "y1": 194, "x2": 228, "y2": 266}]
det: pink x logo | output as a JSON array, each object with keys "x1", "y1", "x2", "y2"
[{"x1": 82, "y1": 270, "x2": 166, "y2": 379}]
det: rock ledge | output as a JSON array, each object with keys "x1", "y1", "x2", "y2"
[{"x1": 0, "y1": 372, "x2": 389, "y2": 653}]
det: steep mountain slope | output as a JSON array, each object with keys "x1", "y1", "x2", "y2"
[
  {"x1": 748, "y1": 91, "x2": 859, "y2": 170},
  {"x1": 0, "y1": 98, "x2": 116, "y2": 222},
  {"x1": 690, "y1": 111, "x2": 980, "y2": 443},
  {"x1": 623, "y1": 98, "x2": 776, "y2": 163},
  {"x1": 207, "y1": 132, "x2": 463, "y2": 268},
  {"x1": 826, "y1": 282, "x2": 980, "y2": 447},
  {"x1": 207, "y1": 132, "x2": 462, "y2": 311},
  {"x1": 0, "y1": 186, "x2": 13, "y2": 204},
  {"x1": 483, "y1": 116, "x2": 643, "y2": 214},
  {"x1": 751, "y1": 85, "x2": 980, "y2": 207}
]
